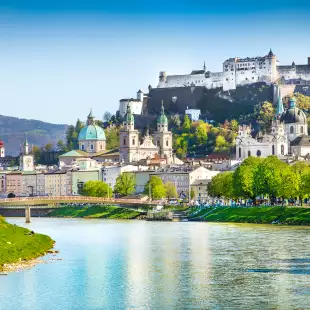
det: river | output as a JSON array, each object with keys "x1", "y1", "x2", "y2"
[{"x1": 1, "y1": 218, "x2": 310, "y2": 310}]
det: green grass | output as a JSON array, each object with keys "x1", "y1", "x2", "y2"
[
  {"x1": 0, "y1": 217, "x2": 54, "y2": 270},
  {"x1": 48, "y1": 205, "x2": 142, "y2": 219},
  {"x1": 190, "y1": 207, "x2": 310, "y2": 225}
]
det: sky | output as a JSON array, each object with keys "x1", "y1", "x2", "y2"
[{"x1": 1, "y1": 1, "x2": 310, "y2": 124}]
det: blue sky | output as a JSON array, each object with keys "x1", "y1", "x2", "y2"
[{"x1": 1, "y1": 1, "x2": 310, "y2": 124}]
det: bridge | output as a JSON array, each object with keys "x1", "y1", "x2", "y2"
[{"x1": 0, "y1": 196, "x2": 162, "y2": 223}]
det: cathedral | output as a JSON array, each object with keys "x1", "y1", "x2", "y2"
[
  {"x1": 119, "y1": 103, "x2": 173, "y2": 164},
  {"x1": 236, "y1": 92, "x2": 310, "y2": 160}
]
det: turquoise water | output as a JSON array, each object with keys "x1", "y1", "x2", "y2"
[{"x1": 1, "y1": 218, "x2": 310, "y2": 310}]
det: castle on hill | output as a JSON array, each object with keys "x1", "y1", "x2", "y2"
[{"x1": 157, "y1": 50, "x2": 310, "y2": 91}]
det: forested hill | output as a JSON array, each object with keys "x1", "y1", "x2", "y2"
[{"x1": 0, "y1": 115, "x2": 68, "y2": 155}]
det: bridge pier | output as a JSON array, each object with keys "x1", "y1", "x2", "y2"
[{"x1": 25, "y1": 206, "x2": 31, "y2": 223}]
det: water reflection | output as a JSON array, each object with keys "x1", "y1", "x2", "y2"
[{"x1": 0, "y1": 219, "x2": 309, "y2": 310}]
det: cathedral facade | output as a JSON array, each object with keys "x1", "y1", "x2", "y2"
[
  {"x1": 236, "y1": 95, "x2": 309, "y2": 160},
  {"x1": 119, "y1": 103, "x2": 173, "y2": 164}
]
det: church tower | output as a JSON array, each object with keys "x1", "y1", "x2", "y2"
[
  {"x1": 153, "y1": 102, "x2": 173, "y2": 163},
  {"x1": 20, "y1": 134, "x2": 34, "y2": 172},
  {"x1": 119, "y1": 105, "x2": 140, "y2": 163}
]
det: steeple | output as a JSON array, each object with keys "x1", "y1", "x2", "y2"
[
  {"x1": 87, "y1": 108, "x2": 95, "y2": 125},
  {"x1": 276, "y1": 88, "x2": 284, "y2": 116},
  {"x1": 23, "y1": 133, "x2": 29, "y2": 155},
  {"x1": 289, "y1": 97, "x2": 296, "y2": 108},
  {"x1": 203, "y1": 61, "x2": 206, "y2": 72},
  {"x1": 123, "y1": 104, "x2": 134, "y2": 130}
]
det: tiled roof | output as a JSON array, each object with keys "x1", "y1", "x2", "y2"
[
  {"x1": 290, "y1": 135, "x2": 310, "y2": 147},
  {"x1": 59, "y1": 150, "x2": 89, "y2": 157}
]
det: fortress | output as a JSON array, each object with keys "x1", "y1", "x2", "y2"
[{"x1": 157, "y1": 50, "x2": 310, "y2": 91}]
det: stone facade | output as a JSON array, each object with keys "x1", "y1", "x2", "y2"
[{"x1": 119, "y1": 104, "x2": 173, "y2": 164}]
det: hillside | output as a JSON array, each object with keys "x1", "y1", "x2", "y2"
[{"x1": 0, "y1": 115, "x2": 68, "y2": 155}]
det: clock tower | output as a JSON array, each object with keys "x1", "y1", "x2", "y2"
[{"x1": 20, "y1": 135, "x2": 34, "y2": 172}]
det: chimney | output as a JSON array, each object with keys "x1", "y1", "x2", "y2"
[{"x1": 308, "y1": 57, "x2": 310, "y2": 66}]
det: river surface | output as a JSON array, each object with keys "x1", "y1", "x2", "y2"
[{"x1": 1, "y1": 218, "x2": 310, "y2": 310}]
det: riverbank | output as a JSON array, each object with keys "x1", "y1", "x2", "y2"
[
  {"x1": 0, "y1": 217, "x2": 54, "y2": 272},
  {"x1": 48, "y1": 205, "x2": 143, "y2": 219},
  {"x1": 190, "y1": 206, "x2": 310, "y2": 225}
]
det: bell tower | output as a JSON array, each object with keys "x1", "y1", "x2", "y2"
[
  {"x1": 20, "y1": 134, "x2": 34, "y2": 172},
  {"x1": 119, "y1": 105, "x2": 139, "y2": 163}
]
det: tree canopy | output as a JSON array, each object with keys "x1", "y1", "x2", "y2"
[
  {"x1": 114, "y1": 173, "x2": 136, "y2": 196},
  {"x1": 81, "y1": 180, "x2": 112, "y2": 198},
  {"x1": 144, "y1": 176, "x2": 166, "y2": 199}
]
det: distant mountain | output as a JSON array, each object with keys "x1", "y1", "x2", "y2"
[{"x1": 0, "y1": 115, "x2": 68, "y2": 156}]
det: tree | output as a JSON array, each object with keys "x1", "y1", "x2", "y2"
[
  {"x1": 32, "y1": 145, "x2": 41, "y2": 163},
  {"x1": 196, "y1": 120, "x2": 208, "y2": 144},
  {"x1": 207, "y1": 172, "x2": 234, "y2": 198},
  {"x1": 114, "y1": 173, "x2": 136, "y2": 196},
  {"x1": 144, "y1": 176, "x2": 166, "y2": 199},
  {"x1": 57, "y1": 140, "x2": 67, "y2": 152},
  {"x1": 103, "y1": 111, "x2": 112, "y2": 122},
  {"x1": 44, "y1": 143, "x2": 53, "y2": 152},
  {"x1": 294, "y1": 93, "x2": 310, "y2": 110},
  {"x1": 255, "y1": 101, "x2": 275, "y2": 133},
  {"x1": 75, "y1": 119, "x2": 84, "y2": 133},
  {"x1": 230, "y1": 119, "x2": 239, "y2": 132},
  {"x1": 105, "y1": 127, "x2": 120, "y2": 150},
  {"x1": 291, "y1": 162, "x2": 310, "y2": 203},
  {"x1": 182, "y1": 115, "x2": 191, "y2": 133},
  {"x1": 164, "y1": 182, "x2": 177, "y2": 199},
  {"x1": 171, "y1": 115, "x2": 181, "y2": 128},
  {"x1": 233, "y1": 157, "x2": 262, "y2": 201},
  {"x1": 81, "y1": 180, "x2": 112, "y2": 198},
  {"x1": 190, "y1": 187, "x2": 196, "y2": 200}
]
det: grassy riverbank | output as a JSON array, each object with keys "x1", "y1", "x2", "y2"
[
  {"x1": 190, "y1": 207, "x2": 310, "y2": 225},
  {"x1": 48, "y1": 205, "x2": 142, "y2": 219},
  {"x1": 0, "y1": 217, "x2": 54, "y2": 271}
]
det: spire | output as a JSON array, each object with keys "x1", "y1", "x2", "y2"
[
  {"x1": 157, "y1": 101, "x2": 168, "y2": 124},
  {"x1": 24, "y1": 133, "x2": 28, "y2": 146},
  {"x1": 203, "y1": 61, "x2": 206, "y2": 72},
  {"x1": 267, "y1": 48, "x2": 275, "y2": 57},
  {"x1": 276, "y1": 88, "x2": 284, "y2": 116},
  {"x1": 23, "y1": 133, "x2": 29, "y2": 155},
  {"x1": 161, "y1": 101, "x2": 165, "y2": 115}
]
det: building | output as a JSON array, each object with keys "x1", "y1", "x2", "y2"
[
  {"x1": 78, "y1": 110, "x2": 106, "y2": 153},
  {"x1": 130, "y1": 170, "x2": 155, "y2": 193},
  {"x1": 185, "y1": 108, "x2": 201, "y2": 121},
  {"x1": 236, "y1": 95, "x2": 309, "y2": 160},
  {"x1": 191, "y1": 179, "x2": 211, "y2": 202},
  {"x1": 71, "y1": 170, "x2": 101, "y2": 195},
  {"x1": 44, "y1": 170, "x2": 69, "y2": 196},
  {"x1": 19, "y1": 135, "x2": 34, "y2": 172},
  {"x1": 119, "y1": 90, "x2": 144, "y2": 118},
  {"x1": 119, "y1": 103, "x2": 173, "y2": 164},
  {"x1": 102, "y1": 165, "x2": 142, "y2": 189},
  {"x1": 150, "y1": 166, "x2": 219, "y2": 197},
  {"x1": 157, "y1": 51, "x2": 310, "y2": 91},
  {"x1": 6, "y1": 172, "x2": 22, "y2": 196},
  {"x1": 0, "y1": 140, "x2": 5, "y2": 158},
  {"x1": 0, "y1": 172, "x2": 6, "y2": 195}
]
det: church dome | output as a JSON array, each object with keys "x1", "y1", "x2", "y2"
[
  {"x1": 280, "y1": 98, "x2": 307, "y2": 124},
  {"x1": 78, "y1": 125, "x2": 106, "y2": 141}
]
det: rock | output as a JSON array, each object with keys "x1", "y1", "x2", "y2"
[{"x1": 47, "y1": 249, "x2": 59, "y2": 254}]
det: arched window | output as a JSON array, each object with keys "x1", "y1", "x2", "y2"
[
  {"x1": 301, "y1": 126, "x2": 304, "y2": 134},
  {"x1": 123, "y1": 138, "x2": 126, "y2": 146},
  {"x1": 90, "y1": 144, "x2": 94, "y2": 150},
  {"x1": 132, "y1": 138, "x2": 135, "y2": 145},
  {"x1": 257, "y1": 150, "x2": 261, "y2": 157},
  {"x1": 281, "y1": 145, "x2": 284, "y2": 155},
  {"x1": 272, "y1": 145, "x2": 275, "y2": 155},
  {"x1": 290, "y1": 126, "x2": 294, "y2": 134},
  {"x1": 239, "y1": 147, "x2": 241, "y2": 158},
  {"x1": 81, "y1": 144, "x2": 84, "y2": 151},
  {"x1": 157, "y1": 141, "x2": 160, "y2": 147},
  {"x1": 166, "y1": 140, "x2": 169, "y2": 147},
  {"x1": 248, "y1": 150, "x2": 251, "y2": 157}
]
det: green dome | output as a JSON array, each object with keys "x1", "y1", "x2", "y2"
[
  {"x1": 124, "y1": 105, "x2": 134, "y2": 123},
  {"x1": 78, "y1": 125, "x2": 106, "y2": 141}
]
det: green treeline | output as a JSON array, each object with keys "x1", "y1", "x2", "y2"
[
  {"x1": 208, "y1": 156, "x2": 310, "y2": 204},
  {"x1": 0, "y1": 217, "x2": 54, "y2": 270}
]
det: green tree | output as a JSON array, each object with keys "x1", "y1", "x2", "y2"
[
  {"x1": 196, "y1": 120, "x2": 208, "y2": 144},
  {"x1": 32, "y1": 145, "x2": 41, "y2": 163},
  {"x1": 230, "y1": 119, "x2": 239, "y2": 132},
  {"x1": 75, "y1": 119, "x2": 84, "y2": 133},
  {"x1": 182, "y1": 115, "x2": 191, "y2": 133},
  {"x1": 233, "y1": 157, "x2": 262, "y2": 201},
  {"x1": 171, "y1": 115, "x2": 181, "y2": 127},
  {"x1": 114, "y1": 173, "x2": 136, "y2": 196},
  {"x1": 103, "y1": 111, "x2": 112, "y2": 122},
  {"x1": 291, "y1": 162, "x2": 310, "y2": 203},
  {"x1": 105, "y1": 127, "x2": 120, "y2": 150},
  {"x1": 255, "y1": 101, "x2": 275, "y2": 133},
  {"x1": 81, "y1": 180, "x2": 112, "y2": 198},
  {"x1": 164, "y1": 182, "x2": 178, "y2": 199},
  {"x1": 144, "y1": 176, "x2": 166, "y2": 199},
  {"x1": 207, "y1": 172, "x2": 234, "y2": 198},
  {"x1": 57, "y1": 140, "x2": 67, "y2": 152},
  {"x1": 44, "y1": 143, "x2": 53, "y2": 152},
  {"x1": 190, "y1": 187, "x2": 196, "y2": 200},
  {"x1": 294, "y1": 93, "x2": 310, "y2": 110}
]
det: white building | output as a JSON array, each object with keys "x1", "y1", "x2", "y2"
[
  {"x1": 119, "y1": 90, "x2": 144, "y2": 118},
  {"x1": 0, "y1": 140, "x2": 5, "y2": 158},
  {"x1": 236, "y1": 95, "x2": 309, "y2": 160},
  {"x1": 157, "y1": 51, "x2": 310, "y2": 91},
  {"x1": 185, "y1": 108, "x2": 201, "y2": 121}
]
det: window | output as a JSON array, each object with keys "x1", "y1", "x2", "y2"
[
  {"x1": 166, "y1": 140, "x2": 169, "y2": 147},
  {"x1": 301, "y1": 126, "x2": 304, "y2": 134},
  {"x1": 248, "y1": 150, "x2": 251, "y2": 157},
  {"x1": 81, "y1": 144, "x2": 84, "y2": 150},
  {"x1": 256, "y1": 150, "x2": 261, "y2": 157},
  {"x1": 272, "y1": 145, "x2": 275, "y2": 155},
  {"x1": 281, "y1": 145, "x2": 284, "y2": 155},
  {"x1": 123, "y1": 138, "x2": 126, "y2": 146},
  {"x1": 132, "y1": 138, "x2": 135, "y2": 145},
  {"x1": 90, "y1": 144, "x2": 94, "y2": 150},
  {"x1": 239, "y1": 147, "x2": 241, "y2": 158},
  {"x1": 290, "y1": 126, "x2": 294, "y2": 134}
]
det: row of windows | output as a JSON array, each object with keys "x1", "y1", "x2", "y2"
[
  {"x1": 290, "y1": 126, "x2": 304, "y2": 134},
  {"x1": 238, "y1": 145, "x2": 285, "y2": 158}
]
